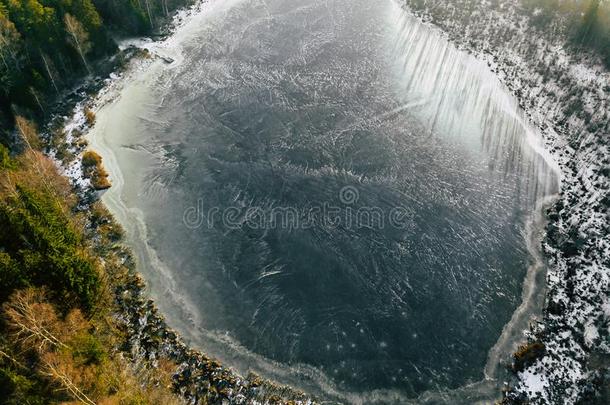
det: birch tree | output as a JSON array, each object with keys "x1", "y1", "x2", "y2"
[
  {"x1": 2, "y1": 289, "x2": 96, "y2": 405},
  {"x1": 0, "y1": 10, "x2": 22, "y2": 94},
  {"x1": 40, "y1": 51, "x2": 59, "y2": 93},
  {"x1": 2, "y1": 289, "x2": 68, "y2": 352},
  {"x1": 143, "y1": 0, "x2": 155, "y2": 28},
  {"x1": 41, "y1": 352, "x2": 97, "y2": 405},
  {"x1": 64, "y1": 13, "x2": 91, "y2": 74}
]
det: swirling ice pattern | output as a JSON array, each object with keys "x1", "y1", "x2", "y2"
[{"x1": 102, "y1": 0, "x2": 558, "y2": 400}]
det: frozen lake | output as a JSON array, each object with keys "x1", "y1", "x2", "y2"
[{"x1": 89, "y1": 0, "x2": 559, "y2": 402}]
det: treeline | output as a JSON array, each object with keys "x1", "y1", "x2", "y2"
[
  {"x1": 0, "y1": 2, "x2": 192, "y2": 402},
  {"x1": 0, "y1": 121, "x2": 181, "y2": 403},
  {"x1": 0, "y1": 0, "x2": 193, "y2": 140},
  {"x1": 521, "y1": 0, "x2": 610, "y2": 66}
]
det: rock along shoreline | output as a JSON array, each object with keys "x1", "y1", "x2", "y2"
[
  {"x1": 400, "y1": 1, "x2": 610, "y2": 403},
  {"x1": 45, "y1": 0, "x2": 609, "y2": 404},
  {"x1": 43, "y1": 1, "x2": 320, "y2": 404}
]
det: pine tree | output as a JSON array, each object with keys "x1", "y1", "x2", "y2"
[{"x1": 0, "y1": 8, "x2": 22, "y2": 95}]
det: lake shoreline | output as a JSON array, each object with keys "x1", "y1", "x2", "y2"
[
  {"x1": 47, "y1": 0, "x2": 608, "y2": 404},
  {"x1": 84, "y1": 3, "x2": 558, "y2": 404},
  {"x1": 44, "y1": 1, "x2": 321, "y2": 404},
  {"x1": 402, "y1": 1, "x2": 610, "y2": 403}
]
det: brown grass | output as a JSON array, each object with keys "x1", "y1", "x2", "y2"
[
  {"x1": 513, "y1": 341, "x2": 545, "y2": 372},
  {"x1": 84, "y1": 108, "x2": 96, "y2": 127},
  {"x1": 81, "y1": 150, "x2": 111, "y2": 190}
]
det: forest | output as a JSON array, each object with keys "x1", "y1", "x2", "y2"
[
  {"x1": 0, "y1": 1, "x2": 192, "y2": 403},
  {"x1": 0, "y1": 118, "x2": 184, "y2": 403},
  {"x1": 0, "y1": 0, "x2": 608, "y2": 403},
  {"x1": 0, "y1": 0, "x2": 194, "y2": 139}
]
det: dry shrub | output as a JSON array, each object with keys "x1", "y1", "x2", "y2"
[
  {"x1": 81, "y1": 150, "x2": 111, "y2": 190},
  {"x1": 82, "y1": 150, "x2": 102, "y2": 168},
  {"x1": 84, "y1": 108, "x2": 96, "y2": 127},
  {"x1": 513, "y1": 341, "x2": 545, "y2": 372}
]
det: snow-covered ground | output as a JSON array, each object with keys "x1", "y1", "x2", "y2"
[
  {"x1": 47, "y1": 0, "x2": 609, "y2": 403},
  {"x1": 43, "y1": 3, "x2": 321, "y2": 404},
  {"x1": 49, "y1": 0, "x2": 214, "y2": 195},
  {"x1": 402, "y1": 0, "x2": 610, "y2": 403}
]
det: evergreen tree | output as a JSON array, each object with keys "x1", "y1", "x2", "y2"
[{"x1": 0, "y1": 7, "x2": 22, "y2": 95}]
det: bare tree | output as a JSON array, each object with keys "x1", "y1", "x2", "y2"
[
  {"x1": 29, "y1": 86, "x2": 44, "y2": 113},
  {"x1": 2, "y1": 289, "x2": 68, "y2": 352},
  {"x1": 3, "y1": 289, "x2": 96, "y2": 404},
  {"x1": 15, "y1": 115, "x2": 42, "y2": 151},
  {"x1": 41, "y1": 352, "x2": 97, "y2": 405},
  {"x1": 143, "y1": 0, "x2": 155, "y2": 28},
  {"x1": 64, "y1": 13, "x2": 92, "y2": 74},
  {"x1": 40, "y1": 51, "x2": 59, "y2": 93}
]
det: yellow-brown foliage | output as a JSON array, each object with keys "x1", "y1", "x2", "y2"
[
  {"x1": 513, "y1": 341, "x2": 545, "y2": 372},
  {"x1": 82, "y1": 150, "x2": 103, "y2": 168},
  {"x1": 3, "y1": 289, "x2": 65, "y2": 352},
  {"x1": 2, "y1": 288, "x2": 182, "y2": 405},
  {"x1": 84, "y1": 108, "x2": 96, "y2": 127},
  {"x1": 14, "y1": 116, "x2": 42, "y2": 150},
  {"x1": 82, "y1": 150, "x2": 111, "y2": 190},
  {"x1": 0, "y1": 121, "x2": 179, "y2": 405},
  {"x1": 0, "y1": 149, "x2": 76, "y2": 210}
]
